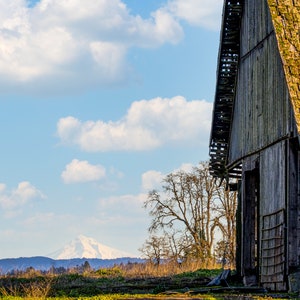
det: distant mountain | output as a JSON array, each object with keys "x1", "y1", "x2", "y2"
[
  {"x1": 0, "y1": 256, "x2": 144, "y2": 274},
  {"x1": 0, "y1": 235, "x2": 143, "y2": 274},
  {"x1": 48, "y1": 235, "x2": 135, "y2": 259}
]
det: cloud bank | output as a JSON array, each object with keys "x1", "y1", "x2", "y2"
[
  {"x1": 57, "y1": 96, "x2": 213, "y2": 152},
  {"x1": 0, "y1": 0, "x2": 182, "y2": 90},
  {"x1": 0, "y1": 0, "x2": 221, "y2": 91}
]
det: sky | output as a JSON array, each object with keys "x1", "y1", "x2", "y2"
[{"x1": 0, "y1": 0, "x2": 223, "y2": 258}]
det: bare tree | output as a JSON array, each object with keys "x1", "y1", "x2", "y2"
[
  {"x1": 139, "y1": 235, "x2": 169, "y2": 265},
  {"x1": 164, "y1": 229, "x2": 192, "y2": 263},
  {"x1": 144, "y1": 162, "x2": 221, "y2": 262},
  {"x1": 214, "y1": 183, "x2": 238, "y2": 266}
]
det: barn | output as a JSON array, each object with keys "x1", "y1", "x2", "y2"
[{"x1": 209, "y1": 0, "x2": 300, "y2": 291}]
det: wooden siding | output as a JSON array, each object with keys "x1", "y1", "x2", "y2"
[
  {"x1": 240, "y1": 0, "x2": 274, "y2": 53},
  {"x1": 259, "y1": 142, "x2": 286, "y2": 216},
  {"x1": 241, "y1": 140, "x2": 288, "y2": 290},
  {"x1": 228, "y1": 0, "x2": 297, "y2": 164},
  {"x1": 240, "y1": 129, "x2": 300, "y2": 290}
]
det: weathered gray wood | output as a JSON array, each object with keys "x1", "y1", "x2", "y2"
[
  {"x1": 226, "y1": 0, "x2": 299, "y2": 291},
  {"x1": 228, "y1": 0, "x2": 297, "y2": 164},
  {"x1": 210, "y1": 0, "x2": 300, "y2": 291},
  {"x1": 260, "y1": 142, "x2": 286, "y2": 215}
]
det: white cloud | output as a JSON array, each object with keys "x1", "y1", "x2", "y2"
[
  {"x1": 166, "y1": 0, "x2": 223, "y2": 30},
  {"x1": 174, "y1": 163, "x2": 195, "y2": 173},
  {"x1": 89, "y1": 41, "x2": 126, "y2": 80},
  {"x1": 61, "y1": 159, "x2": 106, "y2": 184},
  {"x1": 0, "y1": 0, "x2": 184, "y2": 90},
  {"x1": 141, "y1": 163, "x2": 195, "y2": 192},
  {"x1": 149, "y1": 8, "x2": 183, "y2": 45},
  {"x1": 142, "y1": 170, "x2": 164, "y2": 191},
  {"x1": 0, "y1": 0, "x2": 222, "y2": 91},
  {"x1": 0, "y1": 181, "x2": 45, "y2": 216},
  {"x1": 57, "y1": 96, "x2": 213, "y2": 152}
]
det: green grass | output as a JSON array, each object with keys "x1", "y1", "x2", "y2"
[
  {"x1": 173, "y1": 269, "x2": 221, "y2": 279},
  {"x1": 0, "y1": 267, "x2": 291, "y2": 299},
  {"x1": 0, "y1": 268, "x2": 222, "y2": 298},
  {"x1": 0, "y1": 295, "x2": 290, "y2": 300}
]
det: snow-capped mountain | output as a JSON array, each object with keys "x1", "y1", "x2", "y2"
[{"x1": 48, "y1": 235, "x2": 135, "y2": 259}]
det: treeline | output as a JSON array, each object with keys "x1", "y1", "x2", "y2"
[
  {"x1": 140, "y1": 161, "x2": 237, "y2": 268},
  {"x1": 4, "y1": 261, "x2": 94, "y2": 277}
]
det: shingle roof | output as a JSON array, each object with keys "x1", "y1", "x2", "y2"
[{"x1": 267, "y1": 0, "x2": 300, "y2": 131}]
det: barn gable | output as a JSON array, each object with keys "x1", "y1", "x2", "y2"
[{"x1": 209, "y1": 0, "x2": 300, "y2": 179}]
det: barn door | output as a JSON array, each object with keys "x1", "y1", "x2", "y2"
[{"x1": 242, "y1": 168, "x2": 260, "y2": 285}]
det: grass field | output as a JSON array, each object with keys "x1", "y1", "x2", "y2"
[{"x1": 0, "y1": 262, "x2": 295, "y2": 299}]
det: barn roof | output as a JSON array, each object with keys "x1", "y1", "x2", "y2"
[
  {"x1": 268, "y1": 0, "x2": 300, "y2": 130},
  {"x1": 209, "y1": 0, "x2": 300, "y2": 179}
]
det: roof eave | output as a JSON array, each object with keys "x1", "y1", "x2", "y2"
[{"x1": 209, "y1": 0, "x2": 243, "y2": 179}]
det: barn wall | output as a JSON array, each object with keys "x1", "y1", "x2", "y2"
[
  {"x1": 241, "y1": 142, "x2": 288, "y2": 290},
  {"x1": 228, "y1": 0, "x2": 297, "y2": 164},
  {"x1": 230, "y1": 0, "x2": 300, "y2": 291}
]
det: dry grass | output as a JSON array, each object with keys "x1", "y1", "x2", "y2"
[
  {"x1": 118, "y1": 259, "x2": 221, "y2": 278},
  {"x1": 0, "y1": 260, "x2": 223, "y2": 298},
  {"x1": 20, "y1": 278, "x2": 53, "y2": 298},
  {"x1": 0, "y1": 277, "x2": 53, "y2": 298}
]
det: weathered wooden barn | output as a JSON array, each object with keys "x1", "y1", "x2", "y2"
[{"x1": 209, "y1": 0, "x2": 300, "y2": 291}]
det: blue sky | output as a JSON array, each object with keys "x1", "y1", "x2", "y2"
[{"x1": 0, "y1": 0, "x2": 222, "y2": 258}]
